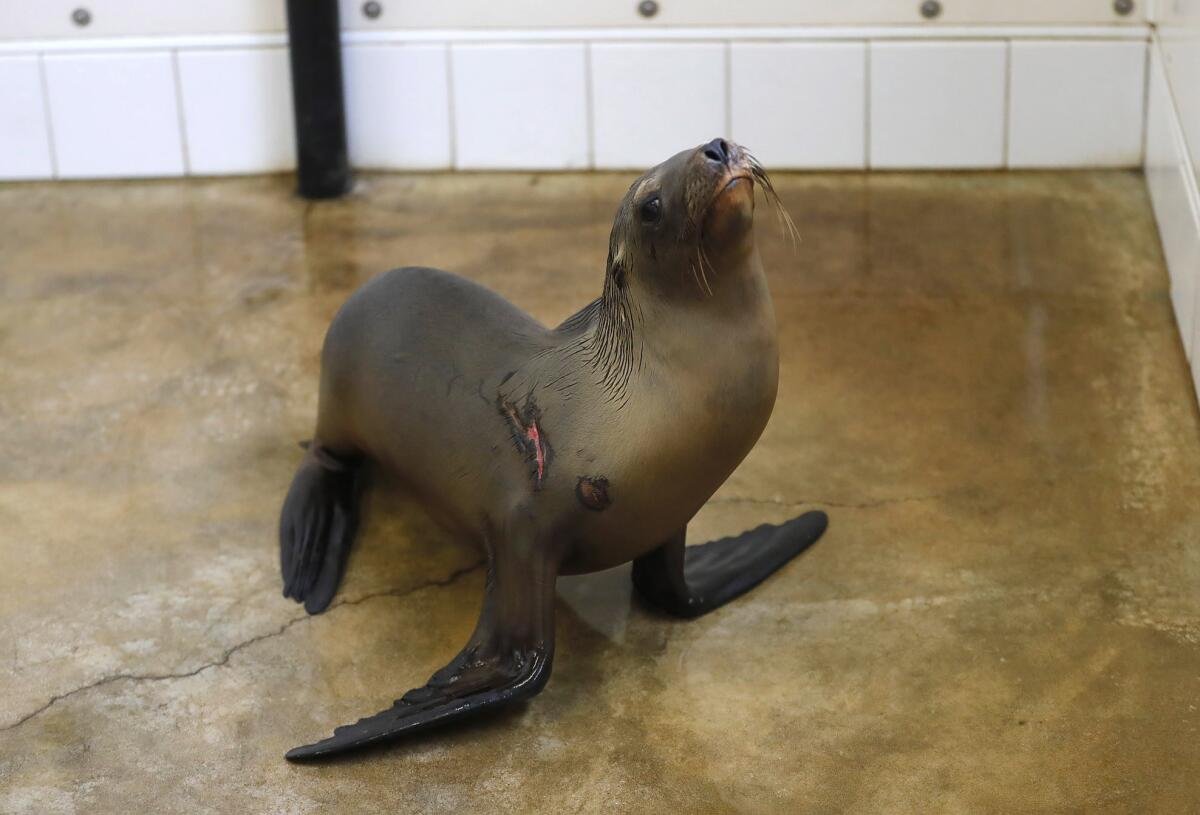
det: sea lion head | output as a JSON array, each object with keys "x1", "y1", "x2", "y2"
[{"x1": 603, "y1": 138, "x2": 789, "y2": 298}]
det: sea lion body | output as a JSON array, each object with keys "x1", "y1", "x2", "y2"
[
  {"x1": 279, "y1": 141, "x2": 826, "y2": 760},
  {"x1": 315, "y1": 249, "x2": 777, "y2": 573}
]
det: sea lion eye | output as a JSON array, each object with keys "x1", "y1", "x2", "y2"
[{"x1": 639, "y1": 196, "x2": 662, "y2": 224}]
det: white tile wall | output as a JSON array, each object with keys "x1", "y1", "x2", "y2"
[
  {"x1": 177, "y1": 48, "x2": 295, "y2": 175},
  {"x1": 731, "y1": 42, "x2": 866, "y2": 169},
  {"x1": 43, "y1": 52, "x2": 185, "y2": 178},
  {"x1": 1146, "y1": 47, "x2": 1200, "y2": 364},
  {"x1": 344, "y1": 44, "x2": 451, "y2": 169},
  {"x1": 451, "y1": 43, "x2": 589, "y2": 170},
  {"x1": 0, "y1": 56, "x2": 54, "y2": 180},
  {"x1": 1009, "y1": 41, "x2": 1146, "y2": 167},
  {"x1": 869, "y1": 41, "x2": 1007, "y2": 169},
  {"x1": 0, "y1": 35, "x2": 1157, "y2": 179},
  {"x1": 590, "y1": 43, "x2": 726, "y2": 169}
]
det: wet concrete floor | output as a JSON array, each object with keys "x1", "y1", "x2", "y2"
[{"x1": 1, "y1": 170, "x2": 1198, "y2": 813}]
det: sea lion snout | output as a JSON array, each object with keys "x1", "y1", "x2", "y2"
[
  {"x1": 694, "y1": 138, "x2": 756, "y2": 237},
  {"x1": 696, "y1": 137, "x2": 751, "y2": 177}
]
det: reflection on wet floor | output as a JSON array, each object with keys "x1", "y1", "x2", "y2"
[{"x1": 1, "y1": 170, "x2": 1199, "y2": 813}]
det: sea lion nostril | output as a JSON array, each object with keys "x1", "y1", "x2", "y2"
[{"x1": 703, "y1": 137, "x2": 729, "y2": 165}]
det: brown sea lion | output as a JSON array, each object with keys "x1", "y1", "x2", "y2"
[{"x1": 279, "y1": 138, "x2": 827, "y2": 760}]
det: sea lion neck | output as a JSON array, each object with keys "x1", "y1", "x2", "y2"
[{"x1": 544, "y1": 235, "x2": 771, "y2": 411}]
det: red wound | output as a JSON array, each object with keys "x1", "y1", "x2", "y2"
[{"x1": 526, "y1": 422, "x2": 546, "y2": 485}]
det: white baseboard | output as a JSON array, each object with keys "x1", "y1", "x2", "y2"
[{"x1": 1145, "y1": 35, "x2": 1200, "y2": 407}]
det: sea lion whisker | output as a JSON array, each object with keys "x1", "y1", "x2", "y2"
[
  {"x1": 697, "y1": 243, "x2": 716, "y2": 297},
  {"x1": 745, "y1": 156, "x2": 800, "y2": 250},
  {"x1": 692, "y1": 245, "x2": 710, "y2": 298},
  {"x1": 688, "y1": 259, "x2": 704, "y2": 295}
]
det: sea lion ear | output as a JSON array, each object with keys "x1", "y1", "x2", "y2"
[
  {"x1": 606, "y1": 246, "x2": 627, "y2": 289},
  {"x1": 611, "y1": 260, "x2": 626, "y2": 289}
]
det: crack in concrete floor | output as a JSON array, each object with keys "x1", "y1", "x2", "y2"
[{"x1": 0, "y1": 562, "x2": 484, "y2": 733}]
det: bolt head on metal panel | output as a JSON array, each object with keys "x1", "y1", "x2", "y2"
[
  {"x1": 638, "y1": 0, "x2": 659, "y2": 19},
  {"x1": 919, "y1": 0, "x2": 942, "y2": 19},
  {"x1": 71, "y1": 7, "x2": 91, "y2": 26}
]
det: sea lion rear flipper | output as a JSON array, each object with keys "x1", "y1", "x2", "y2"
[
  {"x1": 279, "y1": 449, "x2": 363, "y2": 615},
  {"x1": 632, "y1": 510, "x2": 828, "y2": 618},
  {"x1": 285, "y1": 537, "x2": 558, "y2": 762}
]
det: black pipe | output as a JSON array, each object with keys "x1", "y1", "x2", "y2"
[{"x1": 285, "y1": 0, "x2": 351, "y2": 199}]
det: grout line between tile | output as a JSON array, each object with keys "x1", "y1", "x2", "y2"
[
  {"x1": 584, "y1": 41, "x2": 596, "y2": 169},
  {"x1": 724, "y1": 40, "x2": 732, "y2": 139},
  {"x1": 863, "y1": 40, "x2": 872, "y2": 169},
  {"x1": 1002, "y1": 39, "x2": 1012, "y2": 167},
  {"x1": 445, "y1": 43, "x2": 458, "y2": 170},
  {"x1": 36, "y1": 53, "x2": 60, "y2": 178},
  {"x1": 170, "y1": 50, "x2": 192, "y2": 175},
  {"x1": 1139, "y1": 37, "x2": 1152, "y2": 165}
]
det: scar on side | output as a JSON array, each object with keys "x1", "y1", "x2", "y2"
[{"x1": 576, "y1": 476, "x2": 611, "y2": 511}]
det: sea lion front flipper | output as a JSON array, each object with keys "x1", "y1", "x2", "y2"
[
  {"x1": 632, "y1": 511, "x2": 828, "y2": 619},
  {"x1": 285, "y1": 537, "x2": 558, "y2": 762}
]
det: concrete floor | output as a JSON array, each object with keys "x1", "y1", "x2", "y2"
[{"x1": 1, "y1": 170, "x2": 1198, "y2": 813}]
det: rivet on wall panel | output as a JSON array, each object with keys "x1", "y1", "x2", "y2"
[
  {"x1": 362, "y1": 2, "x2": 383, "y2": 20},
  {"x1": 1113, "y1": 0, "x2": 1134, "y2": 15},
  {"x1": 920, "y1": 1, "x2": 942, "y2": 19},
  {"x1": 71, "y1": 8, "x2": 91, "y2": 27},
  {"x1": 638, "y1": 1, "x2": 659, "y2": 19}
]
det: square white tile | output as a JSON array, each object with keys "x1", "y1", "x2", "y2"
[
  {"x1": 1009, "y1": 41, "x2": 1146, "y2": 168},
  {"x1": 43, "y1": 52, "x2": 185, "y2": 178},
  {"x1": 344, "y1": 44, "x2": 451, "y2": 169},
  {"x1": 869, "y1": 41, "x2": 1007, "y2": 169},
  {"x1": 0, "y1": 56, "x2": 54, "y2": 180},
  {"x1": 1160, "y1": 32, "x2": 1200, "y2": 194},
  {"x1": 177, "y1": 48, "x2": 295, "y2": 175},
  {"x1": 1146, "y1": 48, "x2": 1200, "y2": 362},
  {"x1": 451, "y1": 43, "x2": 588, "y2": 170},
  {"x1": 731, "y1": 42, "x2": 866, "y2": 169},
  {"x1": 591, "y1": 43, "x2": 726, "y2": 169}
]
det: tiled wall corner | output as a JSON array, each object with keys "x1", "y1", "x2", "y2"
[
  {"x1": 1008, "y1": 40, "x2": 1147, "y2": 168},
  {"x1": 344, "y1": 44, "x2": 452, "y2": 170},
  {"x1": 451, "y1": 43, "x2": 589, "y2": 170},
  {"x1": 731, "y1": 42, "x2": 866, "y2": 169},
  {"x1": 0, "y1": 55, "x2": 54, "y2": 180},
  {"x1": 1146, "y1": 46, "x2": 1200, "y2": 369},
  {"x1": 177, "y1": 48, "x2": 296, "y2": 175},
  {"x1": 869, "y1": 41, "x2": 1007, "y2": 169},
  {"x1": 590, "y1": 42, "x2": 726, "y2": 170},
  {"x1": 43, "y1": 51, "x2": 185, "y2": 178}
]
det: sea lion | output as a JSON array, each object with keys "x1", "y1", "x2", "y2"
[{"x1": 278, "y1": 138, "x2": 828, "y2": 761}]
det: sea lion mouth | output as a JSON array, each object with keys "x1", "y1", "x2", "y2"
[
  {"x1": 685, "y1": 150, "x2": 797, "y2": 296},
  {"x1": 720, "y1": 173, "x2": 754, "y2": 194},
  {"x1": 699, "y1": 170, "x2": 756, "y2": 230}
]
